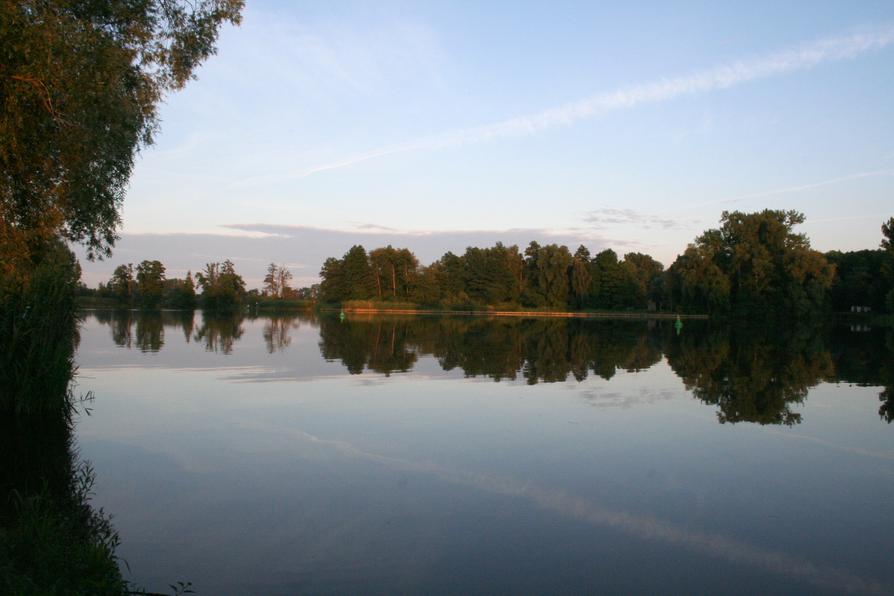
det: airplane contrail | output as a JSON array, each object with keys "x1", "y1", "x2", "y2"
[{"x1": 262, "y1": 25, "x2": 894, "y2": 183}]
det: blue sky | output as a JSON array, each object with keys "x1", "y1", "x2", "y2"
[{"x1": 81, "y1": 1, "x2": 894, "y2": 287}]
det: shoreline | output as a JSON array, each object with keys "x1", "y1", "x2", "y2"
[{"x1": 323, "y1": 307, "x2": 709, "y2": 320}]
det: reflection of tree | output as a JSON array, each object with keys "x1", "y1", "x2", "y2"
[
  {"x1": 263, "y1": 315, "x2": 300, "y2": 354},
  {"x1": 83, "y1": 309, "x2": 894, "y2": 426},
  {"x1": 830, "y1": 326, "x2": 894, "y2": 424},
  {"x1": 92, "y1": 310, "x2": 197, "y2": 351},
  {"x1": 665, "y1": 326, "x2": 834, "y2": 425},
  {"x1": 881, "y1": 388, "x2": 894, "y2": 424},
  {"x1": 135, "y1": 310, "x2": 163, "y2": 352},
  {"x1": 317, "y1": 315, "x2": 663, "y2": 384},
  {"x1": 2, "y1": 310, "x2": 124, "y2": 589},
  {"x1": 522, "y1": 320, "x2": 573, "y2": 384},
  {"x1": 318, "y1": 316, "x2": 417, "y2": 375},
  {"x1": 97, "y1": 309, "x2": 134, "y2": 348},
  {"x1": 433, "y1": 318, "x2": 525, "y2": 381},
  {"x1": 194, "y1": 312, "x2": 244, "y2": 354},
  {"x1": 159, "y1": 310, "x2": 196, "y2": 344},
  {"x1": 0, "y1": 410, "x2": 123, "y2": 592}
]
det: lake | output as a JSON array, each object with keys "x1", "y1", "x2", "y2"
[{"x1": 73, "y1": 310, "x2": 894, "y2": 594}]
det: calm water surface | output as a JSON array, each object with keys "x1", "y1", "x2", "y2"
[{"x1": 74, "y1": 311, "x2": 894, "y2": 594}]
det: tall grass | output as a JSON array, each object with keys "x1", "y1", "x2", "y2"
[
  {"x1": 0, "y1": 241, "x2": 80, "y2": 419},
  {"x1": 0, "y1": 240, "x2": 130, "y2": 594}
]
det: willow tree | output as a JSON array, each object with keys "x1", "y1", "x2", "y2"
[{"x1": 1, "y1": 0, "x2": 243, "y2": 273}]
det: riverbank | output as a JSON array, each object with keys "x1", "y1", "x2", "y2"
[{"x1": 323, "y1": 306, "x2": 708, "y2": 319}]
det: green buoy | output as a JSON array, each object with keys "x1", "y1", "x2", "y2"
[
  {"x1": 339, "y1": 309, "x2": 346, "y2": 322},
  {"x1": 674, "y1": 315, "x2": 683, "y2": 335}
]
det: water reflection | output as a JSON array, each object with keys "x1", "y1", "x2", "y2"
[
  {"x1": 94, "y1": 309, "x2": 196, "y2": 352},
  {"x1": 263, "y1": 315, "x2": 300, "y2": 353},
  {"x1": 664, "y1": 327, "x2": 835, "y2": 425},
  {"x1": 319, "y1": 316, "x2": 665, "y2": 383},
  {"x1": 829, "y1": 324, "x2": 894, "y2": 424},
  {"x1": 84, "y1": 310, "x2": 894, "y2": 425},
  {"x1": 194, "y1": 311, "x2": 244, "y2": 354}
]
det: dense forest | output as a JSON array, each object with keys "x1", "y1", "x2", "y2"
[
  {"x1": 317, "y1": 210, "x2": 894, "y2": 318},
  {"x1": 84, "y1": 210, "x2": 894, "y2": 319},
  {"x1": 86, "y1": 260, "x2": 314, "y2": 310}
]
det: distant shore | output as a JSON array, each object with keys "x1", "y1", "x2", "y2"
[{"x1": 323, "y1": 307, "x2": 709, "y2": 320}]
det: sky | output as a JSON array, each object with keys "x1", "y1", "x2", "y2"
[{"x1": 78, "y1": 1, "x2": 894, "y2": 288}]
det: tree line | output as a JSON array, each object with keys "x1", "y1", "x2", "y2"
[
  {"x1": 89, "y1": 260, "x2": 317, "y2": 310},
  {"x1": 319, "y1": 241, "x2": 666, "y2": 310},
  {"x1": 318, "y1": 210, "x2": 894, "y2": 318},
  {"x1": 86, "y1": 210, "x2": 894, "y2": 317}
]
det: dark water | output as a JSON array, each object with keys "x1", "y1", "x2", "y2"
[{"x1": 74, "y1": 310, "x2": 894, "y2": 594}]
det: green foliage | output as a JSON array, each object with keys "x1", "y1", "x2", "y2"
[
  {"x1": 370, "y1": 245, "x2": 418, "y2": 299},
  {"x1": 0, "y1": 240, "x2": 81, "y2": 418},
  {"x1": 319, "y1": 257, "x2": 346, "y2": 303},
  {"x1": 107, "y1": 264, "x2": 135, "y2": 305},
  {"x1": 342, "y1": 246, "x2": 375, "y2": 299},
  {"x1": 263, "y1": 263, "x2": 294, "y2": 299},
  {"x1": 519, "y1": 242, "x2": 571, "y2": 308},
  {"x1": 826, "y1": 250, "x2": 889, "y2": 312},
  {"x1": 463, "y1": 243, "x2": 523, "y2": 305},
  {"x1": 667, "y1": 244, "x2": 731, "y2": 314},
  {"x1": 312, "y1": 211, "x2": 891, "y2": 316},
  {"x1": 882, "y1": 217, "x2": 894, "y2": 253},
  {"x1": 437, "y1": 252, "x2": 466, "y2": 302},
  {"x1": 1, "y1": 464, "x2": 125, "y2": 595},
  {"x1": 105, "y1": 262, "x2": 197, "y2": 309},
  {"x1": 622, "y1": 252, "x2": 664, "y2": 309},
  {"x1": 322, "y1": 245, "x2": 420, "y2": 303},
  {"x1": 1, "y1": 0, "x2": 243, "y2": 259},
  {"x1": 136, "y1": 260, "x2": 166, "y2": 308},
  {"x1": 411, "y1": 265, "x2": 441, "y2": 306},
  {"x1": 248, "y1": 295, "x2": 315, "y2": 312},
  {"x1": 881, "y1": 217, "x2": 894, "y2": 313},
  {"x1": 318, "y1": 241, "x2": 669, "y2": 311},
  {"x1": 588, "y1": 249, "x2": 628, "y2": 309},
  {"x1": 195, "y1": 260, "x2": 246, "y2": 310},
  {"x1": 667, "y1": 210, "x2": 834, "y2": 318},
  {"x1": 164, "y1": 271, "x2": 198, "y2": 309},
  {"x1": 570, "y1": 246, "x2": 592, "y2": 309},
  {"x1": 0, "y1": 242, "x2": 127, "y2": 594}
]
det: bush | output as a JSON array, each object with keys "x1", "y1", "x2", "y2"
[{"x1": 0, "y1": 240, "x2": 81, "y2": 418}]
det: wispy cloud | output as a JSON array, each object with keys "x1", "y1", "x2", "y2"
[
  {"x1": 76, "y1": 224, "x2": 645, "y2": 288},
  {"x1": 353, "y1": 222, "x2": 400, "y2": 232},
  {"x1": 270, "y1": 26, "x2": 894, "y2": 181},
  {"x1": 674, "y1": 168, "x2": 894, "y2": 211},
  {"x1": 584, "y1": 208, "x2": 696, "y2": 230}
]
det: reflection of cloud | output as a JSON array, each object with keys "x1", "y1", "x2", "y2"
[
  {"x1": 241, "y1": 422, "x2": 889, "y2": 595},
  {"x1": 578, "y1": 387, "x2": 677, "y2": 410},
  {"x1": 761, "y1": 427, "x2": 894, "y2": 462}
]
